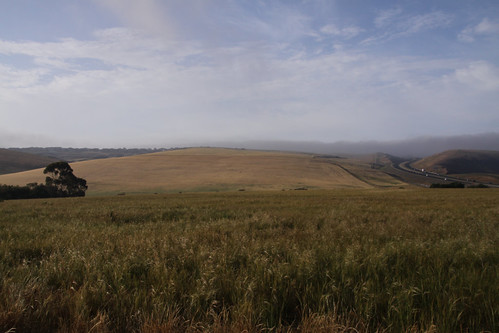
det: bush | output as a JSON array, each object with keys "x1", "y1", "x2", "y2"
[
  {"x1": 0, "y1": 183, "x2": 58, "y2": 200},
  {"x1": 0, "y1": 162, "x2": 87, "y2": 200},
  {"x1": 430, "y1": 182, "x2": 465, "y2": 188},
  {"x1": 468, "y1": 183, "x2": 489, "y2": 188}
]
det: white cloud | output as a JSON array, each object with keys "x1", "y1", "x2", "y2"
[
  {"x1": 1, "y1": 26, "x2": 497, "y2": 146},
  {"x1": 0, "y1": 2, "x2": 498, "y2": 147},
  {"x1": 459, "y1": 18, "x2": 499, "y2": 42},
  {"x1": 364, "y1": 10, "x2": 453, "y2": 45},
  {"x1": 475, "y1": 18, "x2": 499, "y2": 34},
  {"x1": 320, "y1": 24, "x2": 363, "y2": 39},
  {"x1": 93, "y1": 0, "x2": 176, "y2": 40},
  {"x1": 374, "y1": 7, "x2": 402, "y2": 28},
  {"x1": 0, "y1": 64, "x2": 49, "y2": 90},
  {"x1": 401, "y1": 12, "x2": 453, "y2": 35},
  {"x1": 452, "y1": 61, "x2": 499, "y2": 91}
]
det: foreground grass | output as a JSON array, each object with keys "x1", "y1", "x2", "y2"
[{"x1": 0, "y1": 189, "x2": 498, "y2": 332}]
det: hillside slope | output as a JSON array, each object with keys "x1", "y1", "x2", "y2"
[
  {"x1": 0, "y1": 148, "x2": 405, "y2": 195},
  {"x1": 0, "y1": 149, "x2": 59, "y2": 175},
  {"x1": 10, "y1": 147, "x2": 167, "y2": 162},
  {"x1": 412, "y1": 150, "x2": 499, "y2": 175}
]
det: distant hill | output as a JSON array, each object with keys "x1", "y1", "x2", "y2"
[
  {"x1": 0, "y1": 148, "x2": 406, "y2": 195},
  {"x1": 0, "y1": 149, "x2": 59, "y2": 175},
  {"x1": 412, "y1": 150, "x2": 499, "y2": 175},
  {"x1": 9, "y1": 147, "x2": 170, "y2": 162}
]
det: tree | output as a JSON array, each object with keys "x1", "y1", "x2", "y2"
[{"x1": 43, "y1": 162, "x2": 87, "y2": 197}]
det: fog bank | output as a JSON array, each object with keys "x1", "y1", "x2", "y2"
[{"x1": 211, "y1": 133, "x2": 499, "y2": 158}]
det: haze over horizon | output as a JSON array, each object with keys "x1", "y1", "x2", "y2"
[{"x1": 1, "y1": 1, "x2": 498, "y2": 148}]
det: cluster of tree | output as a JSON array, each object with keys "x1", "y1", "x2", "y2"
[
  {"x1": 468, "y1": 183, "x2": 489, "y2": 188},
  {"x1": 430, "y1": 182, "x2": 490, "y2": 188},
  {"x1": 0, "y1": 162, "x2": 87, "y2": 200},
  {"x1": 430, "y1": 182, "x2": 465, "y2": 188}
]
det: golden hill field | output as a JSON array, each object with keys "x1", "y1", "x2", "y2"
[{"x1": 0, "y1": 148, "x2": 405, "y2": 195}]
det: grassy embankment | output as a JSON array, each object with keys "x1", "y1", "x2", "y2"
[{"x1": 1, "y1": 189, "x2": 498, "y2": 332}]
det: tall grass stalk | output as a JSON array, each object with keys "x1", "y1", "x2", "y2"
[{"x1": 0, "y1": 189, "x2": 498, "y2": 332}]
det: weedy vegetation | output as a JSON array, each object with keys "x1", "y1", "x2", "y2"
[{"x1": 0, "y1": 189, "x2": 498, "y2": 332}]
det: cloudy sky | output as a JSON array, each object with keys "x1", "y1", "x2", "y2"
[{"x1": 1, "y1": 0, "x2": 498, "y2": 148}]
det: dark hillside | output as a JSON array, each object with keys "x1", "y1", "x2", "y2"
[
  {"x1": 0, "y1": 149, "x2": 59, "y2": 175},
  {"x1": 413, "y1": 150, "x2": 499, "y2": 174},
  {"x1": 9, "y1": 147, "x2": 170, "y2": 162}
]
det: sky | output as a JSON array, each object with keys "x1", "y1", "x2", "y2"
[{"x1": 0, "y1": 0, "x2": 498, "y2": 148}]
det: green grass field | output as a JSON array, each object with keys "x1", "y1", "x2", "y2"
[{"x1": 1, "y1": 189, "x2": 498, "y2": 332}]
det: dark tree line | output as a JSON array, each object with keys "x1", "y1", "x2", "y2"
[
  {"x1": 0, "y1": 162, "x2": 87, "y2": 200},
  {"x1": 430, "y1": 182, "x2": 465, "y2": 188},
  {"x1": 430, "y1": 182, "x2": 489, "y2": 188}
]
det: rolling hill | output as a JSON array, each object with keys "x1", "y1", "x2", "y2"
[
  {"x1": 412, "y1": 150, "x2": 499, "y2": 174},
  {"x1": 9, "y1": 147, "x2": 167, "y2": 162},
  {"x1": 412, "y1": 150, "x2": 499, "y2": 183},
  {"x1": 0, "y1": 149, "x2": 59, "y2": 175},
  {"x1": 0, "y1": 148, "x2": 405, "y2": 195}
]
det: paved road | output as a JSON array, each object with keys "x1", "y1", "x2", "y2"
[{"x1": 394, "y1": 160, "x2": 499, "y2": 188}]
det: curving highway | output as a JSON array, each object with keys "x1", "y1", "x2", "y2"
[{"x1": 393, "y1": 160, "x2": 499, "y2": 188}]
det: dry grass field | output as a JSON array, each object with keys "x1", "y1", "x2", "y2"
[
  {"x1": 0, "y1": 148, "x2": 405, "y2": 195},
  {"x1": 0, "y1": 189, "x2": 498, "y2": 332},
  {"x1": 5, "y1": 148, "x2": 496, "y2": 331}
]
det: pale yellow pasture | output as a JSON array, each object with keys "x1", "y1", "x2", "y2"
[{"x1": 0, "y1": 148, "x2": 401, "y2": 194}]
